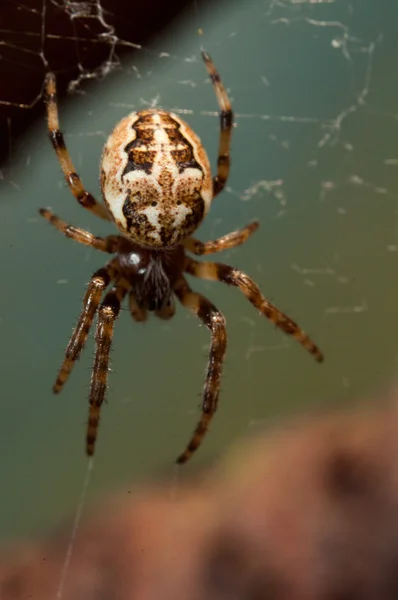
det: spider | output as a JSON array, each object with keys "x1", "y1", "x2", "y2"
[{"x1": 40, "y1": 51, "x2": 324, "y2": 465}]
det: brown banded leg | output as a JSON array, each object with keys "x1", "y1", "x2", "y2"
[
  {"x1": 39, "y1": 208, "x2": 122, "y2": 253},
  {"x1": 53, "y1": 259, "x2": 119, "y2": 393},
  {"x1": 45, "y1": 72, "x2": 110, "y2": 220},
  {"x1": 174, "y1": 276, "x2": 227, "y2": 464},
  {"x1": 86, "y1": 282, "x2": 128, "y2": 456},
  {"x1": 185, "y1": 258, "x2": 324, "y2": 363},
  {"x1": 129, "y1": 292, "x2": 148, "y2": 323},
  {"x1": 184, "y1": 221, "x2": 259, "y2": 256},
  {"x1": 202, "y1": 51, "x2": 233, "y2": 197}
]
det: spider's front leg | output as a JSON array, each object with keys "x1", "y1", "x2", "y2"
[
  {"x1": 174, "y1": 277, "x2": 227, "y2": 464},
  {"x1": 86, "y1": 281, "x2": 128, "y2": 456},
  {"x1": 53, "y1": 259, "x2": 119, "y2": 393},
  {"x1": 185, "y1": 257, "x2": 324, "y2": 363}
]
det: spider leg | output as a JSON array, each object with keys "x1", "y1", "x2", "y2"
[
  {"x1": 185, "y1": 257, "x2": 324, "y2": 363},
  {"x1": 202, "y1": 51, "x2": 233, "y2": 198},
  {"x1": 86, "y1": 281, "x2": 128, "y2": 456},
  {"x1": 45, "y1": 73, "x2": 110, "y2": 220},
  {"x1": 129, "y1": 291, "x2": 148, "y2": 323},
  {"x1": 53, "y1": 258, "x2": 119, "y2": 394},
  {"x1": 39, "y1": 208, "x2": 123, "y2": 253},
  {"x1": 174, "y1": 276, "x2": 227, "y2": 464},
  {"x1": 184, "y1": 221, "x2": 259, "y2": 256}
]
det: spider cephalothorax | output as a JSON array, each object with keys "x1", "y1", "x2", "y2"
[
  {"x1": 40, "y1": 52, "x2": 324, "y2": 464},
  {"x1": 116, "y1": 239, "x2": 184, "y2": 314}
]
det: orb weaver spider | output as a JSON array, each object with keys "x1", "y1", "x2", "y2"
[{"x1": 40, "y1": 51, "x2": 323, "y2": 464}]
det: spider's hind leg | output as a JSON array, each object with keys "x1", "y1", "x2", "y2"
[
  {"x1": 174, "y1": 276, "x2": 227, "y2": 464},
  {"x1": 45, "y1": 73, "x2": 110, "y2": 220},
  {"x1": 53, "y1": 258, "x2": 119, "y2": 394},
  {"x1": 202, "y1": 51, "x2": 233, "y2": 198},
  {"x1": 86, "y1": 280, "x2": 128, "y2": 456}
]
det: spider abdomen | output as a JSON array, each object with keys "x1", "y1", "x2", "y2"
[{"x1": 100, "y1": 109, "x2": 213, "y2": 249}]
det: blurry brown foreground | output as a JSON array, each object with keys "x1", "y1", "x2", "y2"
[{"x1": 3, "y1": 394, "x2": 398, "y2": 599}]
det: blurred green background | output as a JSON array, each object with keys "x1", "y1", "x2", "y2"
[{"x1": 1, "y1": 0, "x2": 398, "y2": 539}]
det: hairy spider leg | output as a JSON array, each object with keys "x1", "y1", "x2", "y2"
[
  {"x1": 86, "y1": 282, "x2": 128, "y2": 456},
  {"x1": 53, "y1": 260, "x2": 119, "y2": 393},
  {"x1": 201, "y1": 51, "x2": 233, "y2": 198},
  {"x1": 39, "y1": 208, "x2": 122, "y2": 253},
  {"x1": 45, "y1": 73, "x2": 110, "y2": 220},
  {"x1": 185, "y1": 257, "x2": 324, "y2": 363},
  {"x1": 174, "y1": 277, "x2": 227, "y2": 464},
  {"x1": 184, "y1": 221, "x2": 259, "y2": 256}
]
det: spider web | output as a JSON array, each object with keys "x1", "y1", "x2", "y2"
[{"x1": 1, "y1": 0, "x2": 398, "y2": 579}]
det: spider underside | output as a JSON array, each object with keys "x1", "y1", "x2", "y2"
[{"x1": 40, "y1": 52, "x2": 324, "y2": 464}]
